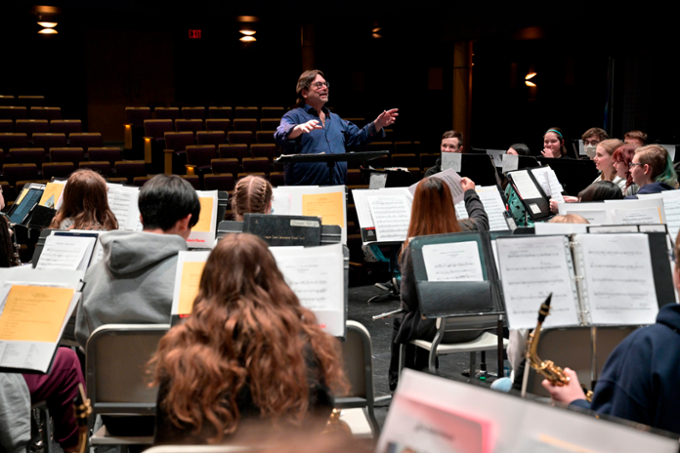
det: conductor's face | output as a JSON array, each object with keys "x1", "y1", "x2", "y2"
[{"x1": 302, "y1": 74, "x2": 329, "y2": 107}]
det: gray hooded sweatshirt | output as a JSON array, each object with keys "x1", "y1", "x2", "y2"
[{"x1": 75, "y1": 230, "x2": 188, "y2": 348}]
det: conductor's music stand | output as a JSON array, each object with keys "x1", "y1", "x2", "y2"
[{"x1": 275, "y1": 150, "x2": 388, "y2": 185}]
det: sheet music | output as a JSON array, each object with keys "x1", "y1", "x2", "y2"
[
  {"x1": 558, "y1": 202, "x2": 611, "y2": 224},
  {"x1": 107, "y1": 184, "x2": 142, "y2": 231},
  {"x1": 502, "y1": 153, "x2": 519, "y2": 173},
  {"x1": 476, "y1": 185, "x2": 509, "y2": 231},
  {"x1": 486, "y1": 149, "x2": 505, "y2": 168},
  {"x1": 534, "y1": 223, "x2": 588, "y2": 235},
  {"x1": 422, "y1": 241, "x2": 484, "y2": 282},
  {"x1": 35, "y1": 235, "x2": 96, "y2": 271},
  {"x1": 611, "y1": 207, "x2": 663, "y2": 225},
  {"x1": 496, "y1": 236, "x2": 580, "y2": 329},
  {"x1": 639, "y1": 190, "x2": 680, "y2": 239},
  {"x1": 576, "y1": 234, "x2": 658, "y2": 325},
  {"x1": 352, "y1": 188, "x2": 412, "y2": 231},
  {"x1": 605, "y1": 198, "x2": 666, "y2": 224},
  {"x1": 530, "y1": 167, "x2": 552, "y2": 197},
  {"x1": 368, "y1": 196, "x2": 411, "y2": 242},
  {"x1": 269, "y1": 244, "x2": 344, "y2": 336},
  {"x1": 441, "y1": 152, "x2": 462, "y2": 172},
  {"x1": 271, "y1": 190, "x2": 292, "y2": 215},
  {"x1": 429, "y1": 169, "x2": 465, "y2": 204},
  {"x1": 510, "y1": 170, "x2": 542, "y2": 200},
  {"x1": 454, "y1": 200, "x2": 468, "y2": 220}
]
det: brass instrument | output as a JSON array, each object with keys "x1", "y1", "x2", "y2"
[
  {"x1": 322, "y1": 408, "x2": 351, "y2": 436},
  {"x1": 72, "y1": 383, "x2": 92, "y2": 453},
  {"x1": 526, "y1": 293, "x2": 593, "y2": 402}
]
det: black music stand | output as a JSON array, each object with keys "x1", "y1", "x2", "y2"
[{"x1": 275, "y1": 151, "x2": 388, "y2": 186}]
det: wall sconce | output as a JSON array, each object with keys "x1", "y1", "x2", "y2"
[
  {"x1": 37, "y1": 12, "x2": 58, "y2": 34},
  {"x1": 143, "y1": 137, "x2": 152, "y2": 164},
  {"x1": 124, "y1": 124, "x2": 133, "y2": 150},
  {"x1": 238, "y1": 16, "x2": 258, "y2": 43},
  {"x1": 525, "y1": 72, "x2": 537, "y2": 87},
  {"x1": 185, "y1": 165, "x2": 196, "y2": 176}
]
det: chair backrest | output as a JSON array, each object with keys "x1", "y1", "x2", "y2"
[
  {"x1": 86, "y1": 324, "x2": 169, "y2": 415},
  {"x1": 182, "y1": 107, "x2": 206, "y2": 120},
  {"x1": 526, "y1": 325, "x2": 638, "y2": 397},
  {"x1": 339, "y1": 320, "x2": 374, "y2": 401}
]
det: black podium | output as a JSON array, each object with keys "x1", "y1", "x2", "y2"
[{"x1": 275, "y1": 150, "x2": 388, "y2": 185}]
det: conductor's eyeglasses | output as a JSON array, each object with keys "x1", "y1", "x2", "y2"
[{"x1": 311, "y1": 82, "x2": 330, "y2": 89}]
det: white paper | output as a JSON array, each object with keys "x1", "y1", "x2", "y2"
[
  {"x1": 612, "y1": 207, "x2": 663, "y2": 225},
  {"x1": 440, "y1": 152, "x2": 462, "y2": 172},
  {"x1": 269, "y1": 243, "x2": 344, "y2": 336},
  {"x1": 352, "y1": 187, "x2": 412, "y2": 232},
  {"x1": 576, "y1": 234, "x2": 658, "y2": 325},
  {"x1": 368, "y1": 196, "x2": 411, "y2": 242},
  {"x1": 369, "y1": 173, "x2": 388, "y2": 189},
  {"x1": 530, "y1": 167, "x2": 552, "y2": 197},
  {"x1": 661, "y1": 144, "x2": 676, "y2": 161},
  {"x1": 534, "y1": 223, "x2": 588, "y2": 235},
  {"x1": 412, "y1": 168, "x2": 465, "y2": 205},
  {"x1": 502, "y1": 153, "x2": 519, "y2": 173},
  {"x1": 558, "y1": 202, "x2": 611, "y2": 224},
  {"x1": 588, "y1": 225, "x2": 639, "y2": 233},
  {"x1": 107, "y1": 184, "x2": 143, "y2": 231},
  {"x1": 531, "y1": 167, "x2": 565, "y2": 203},
  {"x1": 496, "y1": 236, "x2": 580, "y2": 329},
  {"x1": 36, "y1": 235, "x2": 96, "y2": 271},
  {"x1": 605, "y1": 198, "x2": 666, "y2": 224},
  {"x1": 509, "y1": 170, "x2": 542, "y2": 200},
  {"x1": 639, "y1": 190, "x2": 680, "y2": 239},
  {"x1": 270, "y1": 191, "x2": 292, "y2": 215},
  {"x1": 454, "y1": 200, "x2": 468, "y2": 221},
  {"x1": 422, "y1": 241, "x2": 484, "y2": 282},
  {"x1": 476, "y1": 185, "x2": 509, "y2": 231},
  {"x1": 486, "y1": 149, "x2": 505, "y2": 168}
]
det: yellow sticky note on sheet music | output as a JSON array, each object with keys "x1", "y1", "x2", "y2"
[
  {"x1": 302, "y1": 192, "x2": 344, "y2": 227},
  {"x1": 39, "y1": 183, "x2": 65, "y2": 208},
  {"x1": 192, "y1": 197, "x2": 214, "y2": 233},
  {"x1": 0, "y1": 285, "x2": 74, "y2": 343},
  {"x1": 178, "y1": 261, "x2": 205, "y2": 315}
]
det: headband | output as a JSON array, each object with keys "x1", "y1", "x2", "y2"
[{"x1": 547, "y1": 129, "x2": 564, "y2": 139}]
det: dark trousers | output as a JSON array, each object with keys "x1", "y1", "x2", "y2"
[{"x1": 23, "y1": 347, "x2": 85, "y2": 449}]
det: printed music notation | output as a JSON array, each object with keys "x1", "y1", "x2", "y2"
[
  {"x1": 422, "y1": 241, "x2": 484, "y2": 282},
  {"x1": 36, "y1": 235, "x2": 96, "y2": 271},
  {"x1": 107, "y1": 184, "x2": 143, "y2": 231},
  {"x1": 367, "y1": 195, "x2": 410, "y2": 242}
]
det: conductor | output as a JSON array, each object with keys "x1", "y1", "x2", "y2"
[{"x1": 274, "y1": 69, "x2": 398, "y2": 186}]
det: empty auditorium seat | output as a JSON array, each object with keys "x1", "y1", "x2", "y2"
[
  {"x1": 133, "y1": 176, "x2": 153, "y2": 187},
  {"x1": 346, "y1": 169, "x2": 363, "y2": 185},
  {"x1": 89, "y1": 147, "x2": 123, "y2": 168},
  {"x1": 18, "y1": 96, "x2": 45, "y2": 107},
  {"x1": 228, "y1": 131, "x2": 254, "y2": 146},
  {"x1": 368, "y1": 141, "x2": 394, "y2": 154},
  {"x1": 43, "y1": 162, "x2": 75, "y2": 180},
  {"x1": 232, "y1": 119, "x2": 258, "y2": 133},
  {"x1": 115, "y1": 161, "x2": 147, "y2": 184},
  {"x1": 15, "y1": 119, "x2": 49, "y2": 137},
  {"x1": 181, "y1": 107, "x2": 206, "y2": 119},
  {"x1": 79, "y1": 161, "x2": 111, "y2": 176},
  {"x1": 0, "y1": 133, "x2": 29, "y2": 152},
  {"x1": 175, "y1": 119, "x2": 204, "y2": 133},
  {"x1": 51, "y1": 120, "x2": 83, "y2": 134},
  {"x1": 367, "y1": 154, "x2": 389, "y2": 168},
  {"x1": 155, "y1": 107, "x2": 180, "y2": 120},
  {"x1": 196, "y1": 131, "x2": 225, "y2": 146},
  {"x1": 180, "y1": 175, "x2": 200, "y2": 190},
  {"x1": 391, "y1": 154, "x2": 418, "y2": 168},
  {"x1": 144, "y1": 119, "x2": 174, "y2": 140},
  {"x1": 0, "y1": 107, "x2": 28, "y2": 121},
  {"x1": 218, "y1": 144, "x2": 249, "y2": 162},
  {"x1": 33, "y1": 133, "x2": 67, "y2": 151},
  {"x1": 242, "y1": 157, "x2": 270, "y2": 175},
  {"x1": 0, "y1": 120, "x2": 12, "y2": 132},
  {"x1": 250, "y1": 144, "x2": 277, "y2": 161},
  {"x1": 8, "y1": 149, "x2": 47, "y2": 170},
  {"x1": 51, "y1": 147, "x2": 85, "y2": 165},
  {"x1": 164, "y1": 132, "x2": 195, "y2": 153},
  {"x1": 186, "y1": 145, "x2": 217, "y2": 171},
  {"x1": 211, "y1": 158, "x2": 239, "y2": 178},
  {"x1": 0, "y1": 96, "x2": 15, "y2": 106},
  {"x1": 260, "y1": 107, "x2": 284, "y2": 118},
  {"x1": 260, "y1": 118, "x2": 280, "y2": 131},
  {"x1": 205, "y1": 118, "x2": 231, "y2": 132},
  {"x1": 3, "y1": 163, "x2": 39, "y2": 185},
  {"x1": 203, "y1": 174, "x2": 235, "y2": 191},
  {"x1": 125, "y1": 107, "x2": 152, "y2": 127},
  {"x1": 394, "y1": 141, "x2": 419, "y2": 155},
  {"x1": 420, "y1": 153, "x2": 439, "y2": 171},
  {"x1": 256, "y1": 131, "x2": 276, "y2": 144},
  {"x1": 30, "y1": 107, "x2": 61, "y2": 120},
  {"x1": 0, "y1": 181, "x2": 11, "y2": 202},
  {"x1": 234, "y1": 107, "x2": 258, "y2": 119},
  {"x1": 269, "y1": 172, "x2": 285, "y2": 187},
  {"x1": 208, "y1": 107, "x2": 233, "y2": 119},
  {"x1": 408, "y1": 167, "x2": 423, "y2": 182},
  {"x1": 69, "y1": 133, "x2": 103, "y2": 152}
]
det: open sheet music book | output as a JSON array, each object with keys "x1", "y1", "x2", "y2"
[
  {"x1": 558, "y1": 198, "x2": 665, "y2": 225},
  {"x1": 638, "y1": 190, "x2": 680, "y2": 239},
  {"x1": 187, "y1": 190, "x2": 218, "y2": 249},
  {"x1": 271, "y1": 185, "x2": 347, "y2": 244},
  {"x1": 352, "y1": 187, "x2": 413, "y2": 244},
  {"x1": 0, "y1": 268, "x2": 83, "y2": 373},
  {"x1": 506, "y1": 167, "x2": 564, "y2": 220},
  {"x1": 496, "y1": 233, "x2": 674, "y2": 330},
  {"x1": 170, "y1": 244, "x2": 346, "y2": 337},
  {"x1": 35, "y1": 231, "x2": 100, "y2": 271}
]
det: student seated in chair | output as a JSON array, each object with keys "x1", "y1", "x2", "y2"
[
  {"x1": 625, "y1": 144, "x2": 678, "y2": 198},
  {"x1": 543, "y1": 229, "x2": 680, "y2": 435},
  {"x1": 75, "y1": 174, "x2": 201, "y2": 348},
  {"x1": 149, "y1": 233, "x2": 348, "y2": 444},
  {"x1": 231, "y1": 175, "x2": 273, "y2": 220},
  {"x1": 389, "y1": 176, "x2": 489, "y2": 391}
]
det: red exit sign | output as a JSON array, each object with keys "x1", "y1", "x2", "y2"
[{"x1": 188, "y1": 29, "x2": 202, "y2": 39}]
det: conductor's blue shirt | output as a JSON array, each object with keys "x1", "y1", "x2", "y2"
[{"x1": 274, "y1": 104, "x2": 383, "y2": 186}]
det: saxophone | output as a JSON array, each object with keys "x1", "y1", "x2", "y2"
[
  {"x1": 526, "y1": 293, "x2": 593, "y2": 402},
  {"x1": 72, "y1": 384, "x2": 92, "y2": 453}
]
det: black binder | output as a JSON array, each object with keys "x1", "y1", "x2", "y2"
[
  {"x1": 506, "y1": 169, "x2": 552, "y2": 221},
  {"x1": 243, "y1": 213, "x2": 322, "y2": 246}
]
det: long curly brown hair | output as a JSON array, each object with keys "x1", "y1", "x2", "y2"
[{"x1": 149, "y1": 233, "x2": 347, "y2": 442}]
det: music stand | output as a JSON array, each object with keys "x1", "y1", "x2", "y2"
[
  {"x1": 537, "y1": 157, "x2": 598, "y2": 196},
  {"x1": 275, "y1": 150, "x2": 388, "y2": 186}
]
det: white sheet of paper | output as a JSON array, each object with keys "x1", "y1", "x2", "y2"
[
  {"x1": 36, "y1": 235, "x2": 96, "y2": 271},
  {"x1": 476, "y1": 185, "x2": 509, "y2": 231},
  {"x1": 441, "y1": 152, "x2": 462, "y2": 172},
  {"x1": 486, "y1": 149, "x2": 505, "y2": 168},
  {"x1": 530, "y1": 167, "x2": 565, "y2": 203},
  {"x1": 368, "y1": 196, "x2": 411, "y2": 242},
  {"x1": 369, "y1": 173, "x2": 388, "y2": 189},
  {"x1": 588, "y1": 225, "x2": 639, "y2": 233},
  {"x1": 496, "y1": 235, "x2": 580, "y2": 329},
  {"x1": 576, "y1": 234, "x2": 658, "y2": 325},
  {"x1": 510, "y1": 170, "x2": 542, "y2": 200},
  {"x1": 454, "y1": 200, "x2": 468, "y2": 220},
  {"x1": 352, "y1": 188, "x2": 412, "y2": 231},
  {"x1": 612, "y1": 207, "x2": 663, "y2": 225},
  {"x1": 270, "y1": 191, "x2": 292, "y2": 215},
  {"x1": 534, "y1": 223, "x2": 588, "y2": 235},
  {"x1": 422, "y1": 241, "x2": 484, "y2": 282},
  {"x1": 426, "y1": 169, "x2": 465, "y2": 204},
  {"x1": 661, "y1": 144, "x2": 676, "y2": 161},
  {"x1": 558, "y1": 202, "x2": 612, "y2": 224},
  {"x1": 605, "y1": 198, "x2": 666, "y2": 224},
  {"x1": 639, "y1": 190, "x2": 680, "y2": 239},
  {"x1": 502, "y1": 153, "x2": 519, "y2": 173},
  {"x1": 530, "y1": 167, "x2": 552, "y2": 196},
  {"x1": 269, "y1": 243, "x2": 344, "y2": 336},
  {"x1": 107, "y1": 184, "x2": 143, "y2": 231}
]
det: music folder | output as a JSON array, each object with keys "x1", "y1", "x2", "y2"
[
  {"x1": 243, "y1": 213, "x2": 322, "y2": 246},
  {"x1": 506, "y1": 169, "x2": 551, "y2": 221}
]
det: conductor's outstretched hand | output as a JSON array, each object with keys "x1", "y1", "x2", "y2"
[
  {"x1": 374, "y1": 109, "x2": 399, "y2": 131},
  {"x1": 296, "y1": 119, "x2": 323, "y2": 134}
]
